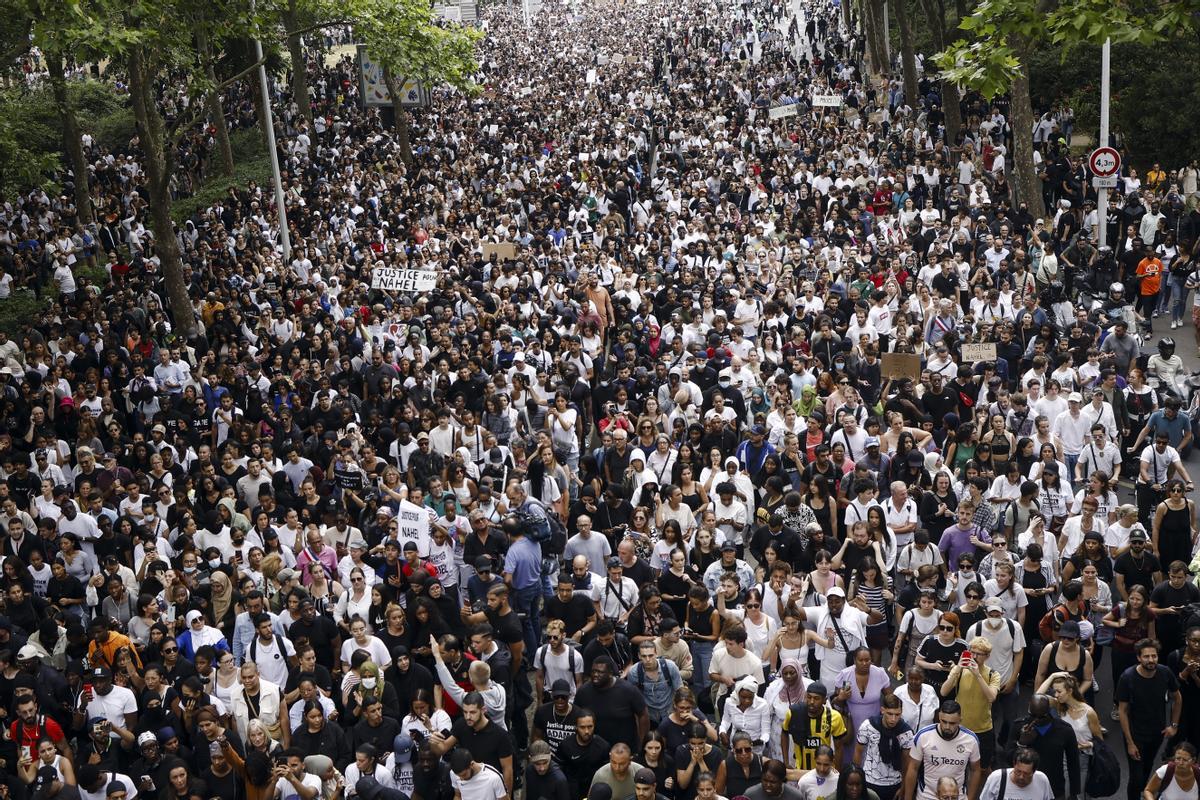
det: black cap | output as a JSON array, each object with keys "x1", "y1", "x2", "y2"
[
  {"x1": 606, "y1": 557, "x2": 622, "y2": 569},
  {"x1": 550, "y1": 679, "x2": 572, "y2": 698},
  {"x1": 474, "y1": 556, "x2": 493, "y2": 571},
  {"x1": 634, "y1": 769, "x2": 658, "y2": 786}
]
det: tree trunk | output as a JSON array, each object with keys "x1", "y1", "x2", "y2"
[
  {"x1": 128, "y1": 48, "x2": 196, "y2": 337},
  {"x1": 916, "y1": 0, "x2": 961, "y2": 145},
  {"x1": 383, "y1": 68, "x2": 413, "y2": 166},
  {"x1": 861, "y1": 0, "x2": 887, "y2": 74},
  {"x1": 196, "y1": 27, "x2": 234, "y2": 178},
  {"x1": 895, "y1": 0, "x2": 918, "y2": 110},
  {"x1": 47, "y1": 55, "x2": 93, "y2": 226},
  {"x1": 1009, "y1": 45, "x2": 1044, "y2": 219},
  {"x1": 284, "y1": 0, "x2": 312, "y2": 124}
]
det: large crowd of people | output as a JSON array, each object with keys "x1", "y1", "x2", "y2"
[{"x1": 2, "y1": 1, "x2": 1200, "y2": 800}]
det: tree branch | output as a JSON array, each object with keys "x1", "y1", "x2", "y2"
[
  {"x1": 283, "y1": 19, "x2": 353, "y2": 38},
  {"x1": 167, "y1": 53, "x2": 269, "y2": 144}
]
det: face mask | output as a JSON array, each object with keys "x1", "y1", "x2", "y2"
[
  {"x1": 834, "y1": 361, "x2": 845, "y2": 370},
  {"x1": 361, "y1": 677, "x2": 377, "y2": 689},
  {"x1": 208, "y1": 559, "x2": 221, "y2": 569},
  {"x1": 183, "y1": 565, "x2": 197, "y2": 574}
]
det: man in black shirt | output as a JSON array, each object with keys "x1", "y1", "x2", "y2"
[
  {"x1": 747, "y1": 514, "x2": 801, "y2": 568},
  {"x1": 351, "y1": 696, "x2": 401, "y2": 756},
  {"x1": 437, "y1": 691, "x2": 514, "y2": 795},
  {"x1": 557, "y1": 710, "x2": 610, "y2": 800},
  {"x1": 1005, "y1": 694, "x2": 1080, "y2": 800},
  {"x1": 1150, "y1": 565, "x2": 1200, "y2": 655},
  {"x1": 288, "y1": 598, "x2": 341, "y2": 672},
  {"x1": 573, "y1": 656, "x2": 648, "y2": 749},
  {"x1": 1117, "y1": 639, "x2": 1182, "y2": 800},
  {"x1": 533, "y1": 679, "x2": 584, "y2": 760},
  {"x1": 545, "y1": 574, "x2": 598, "y2": 644},
  {"x1": 1112, "y1": 533, "x2": 1162, "y2": 601}
]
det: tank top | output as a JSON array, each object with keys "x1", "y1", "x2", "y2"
[
  {"x1": 687, "y1": 603, "x2": 717, "y2": 639},
  {"x1": 1159, "y1": 503, "x2": 1194, "y2": 564},
  {"x1": 1048, "y1": 641, "x2": 1086, "y2": 682},
  {"x1": 1064, "y1": 706, "x2": 1094, "y2": 749}
]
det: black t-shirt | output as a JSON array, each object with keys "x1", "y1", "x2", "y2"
[
  {"x1": 557, "y1": 734, "x2": 611, "y2": 799},
  {"x1": 671, "y1": 744, "x2": 724, "y2": 800},
  {"x1": 1116, "y1": 664, "x2": 1180, "y2": 738},
  {"x1": 1113, "y1": 551, "x2": 1162, "y2": 594},
  {"x1": 532, "y1": 702, "x2": 583, "y2": 758},
  {"x1": 1150, "y1": 580, "x2": 1200, "y2": 645},
  {"x1": 486, "y1": 608, "x2": 524, "y2": 652},
  {"x1": 449, "y1": 717, "x2": 513, "y2": 774},
  {"x1": 916, "y1": 635, "x2": 967, "y2": 692},
  {"x1": 544, "y1": 594, "x2": 595, "y2": 637},
  {"x1": 573, "y1": 678, "x2": 646, "y2": 748},
  {"x1": 288, "y1": 615, "x2": 340, "y2": 670}
]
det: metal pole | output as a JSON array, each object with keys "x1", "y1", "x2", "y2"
[
  {"x1": 251, "y1": 0, "x2": 291, "y2": 262},
  {"x1": 522, "y1": 0, "x2": 530, "y2": 27},
  {"x1": 1097, "y1": 37, "x2": 1110, "y2": 250}
]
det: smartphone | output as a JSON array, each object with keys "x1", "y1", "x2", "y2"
[
  {"x1": 959, "y1": 652, "x2": 975, "y2": 668},
  {"x1": 83, "y1": 683, "x2": 93, "y2": 696}
]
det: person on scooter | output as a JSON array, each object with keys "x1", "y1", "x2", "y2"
[{"x1": 1147, "y1": 338, "x2": 1187, "y2": 400}]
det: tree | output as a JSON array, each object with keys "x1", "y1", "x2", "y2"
[
  {"x1": 934, "y1": 0, "x2": 1181, "y2": 217},
  {"x1": 894, "y1": 0, "x2": 919, "y2": 111},
  {"x1": 358, "y1": 0, "x2": 481, "y2": 166}
]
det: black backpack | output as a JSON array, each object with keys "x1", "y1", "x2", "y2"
[{"x1": 1085, "y1": 737, "x2": 1120, "y2": 798}]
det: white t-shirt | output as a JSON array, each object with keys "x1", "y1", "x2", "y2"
[
  {"x1": 86, "y1": 685, "x2": 138, "y2": 729},
  {"x1": 274, "y1": 772, "x2": 323, "y2": 800},
  {"x1": 451, "y1": 764, "x2": 507, "y2": 800},
  {"x1": 79, "y1": 773, "x2": 138, "y2": 800},
  {"x1": 249, "y1": 634, "x2": 296, "y2": 686},
  {"x1": 340, "y1": 636, "x2": 392, "y2": 670},
  {"x1": 910, "y1": 726, "x2": 980, "y2": 800},
  {"x1": 533, "y1": 644, "x2": 584, "y2": 700},
  {"x1": 1154, "y1": 765, "x2": 1200, "y2": 800},
  {"x1": 978, "y1": 769, "x2": 1055, "y2": 800},
  {"x1": 965, "y1": 617, "x2": 1026, "y2": 685},
  {"x1": 796, "y1": 768, "x2": 840, "y2": 800}
]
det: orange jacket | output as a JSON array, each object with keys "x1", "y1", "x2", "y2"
[{"x1": 1137, "y1": 257, "x2": 1163, "y2": 295}]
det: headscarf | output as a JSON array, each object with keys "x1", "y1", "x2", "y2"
[
  {"x1": 924, "y1": 452, "x2": 952, "y2": 482},
  {"x1": 778, "y1": 658, "x2": 806, "y2": 705},
  {"x1": 210, "y1": 570, "x2": 234, "y2": 625},
  {"x1": 454, "y1": 447, "x2": 480, "y2": 481},
  {"x1": 795, "y1": 385, "x2": 819, "y2": 418},
  {"x1": 184, "y1": 610, "x2": 225, "y2": 649}
]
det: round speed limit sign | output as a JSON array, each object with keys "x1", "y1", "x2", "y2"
[{"x1": 1088, "y1": 146, "x2": 1121, "y2": 178}]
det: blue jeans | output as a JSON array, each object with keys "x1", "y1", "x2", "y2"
[
  {"x1": 1170, "y1": 278, "x2": 1189, "y2": 323},
  {"x1": 689, "y1": 640, "x2": 715, "y2": 693},
  {"x1": 512, "y1": 584, "x2": 542, "y2": 666}
]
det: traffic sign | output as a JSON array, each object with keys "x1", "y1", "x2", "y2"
[
  {"x1": 1089, "y1": 146, "x2": 1121, "y2": 178},
  {"x1": 1093, "y1": 176, "x2": 1119, "y2": 189}
]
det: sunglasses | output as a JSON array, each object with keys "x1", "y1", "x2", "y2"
[
  {"x1": 938, "y1": 625, "x2": 955, "y2": 631},
  {"x1": 745, "y1": 603, "x2": 760, "y2": 609},
  {"x1": 161, "y1": 647, "x2": 178, "y2": 654},
  {"x1": 734, "y1": 747, "x2": 753, "y2": 754},
  {"x1": 965, "y1": 594, "x2": 982, "y2": 600}
]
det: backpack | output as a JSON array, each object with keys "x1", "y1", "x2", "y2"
[
  {"x1": 633, "y1": 657, "x2": 681, "y2": 694},
  {"x1": 1038, "y1": 603, "x2": 1074, "y2": 642},
  {"x1": 1085, "y1": 737, "x2": 1121, "y2": 798},
  {"x1": 249, "y1": 633, "x2": 287, "y2": 665},
  {"x1": 517, "y1": 499, "x2": 566, "y2": 551},
  {"x1": 534, "y1": 643, "x2": 582, "y2": 676}
]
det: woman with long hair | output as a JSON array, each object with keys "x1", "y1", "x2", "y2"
[
  {"x1": 1102, "y1": 584, "x2": 1157, "y2": 718},
  {"x1": 1042, "y1": 673, "x2": 1102, "y2": 787},
  {"x1": 849, "y1": 558, "x2": 894, "y2": 665}
]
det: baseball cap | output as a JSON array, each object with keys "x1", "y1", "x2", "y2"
[
  {"x1": 749, "y1": 424, "x2": 766, "y2": 436},
  {"x1": 606, "y1": 557, "x2": 622, "y2": 569},
  {"x1": 16, "y1": 644, "x2": 38, "y2": 660},
  {"x1": 1129, "y1": 528, "x2": 1148, "y2": 542},
  {"x1": 865, "y1": 436, "x2": 880, "y2": 448},
  {"x1": 634, "y1": 769, "x2": 658, "y2": 786},
  {"x1": 551, "y1": 679, "x2": 573, "y2": 698},
  {"x1": 277, "y1": 568, "x2": 298, "y2": 582},
  {"x1": 91, "y1": 666, "x2": 112, "y2": 680},
  {"x1": 827, "y1": 586, "x2": 846, "y2": 598},
  {"x1": 984, "y1": 597, "x2": 1004, "y2": 612},
  {"x1": 474, "y1": 556, "x2": 493, "y2": 571},
  {"x1": 720, "y1": 542, "x2": 737, "y2": 552},
  {"x1": 1067, "y1": 392, "x2": 1083, "y2": 403}
]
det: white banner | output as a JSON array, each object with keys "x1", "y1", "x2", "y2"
[
  {"x1": 372, "y1": 267, "x2": 437, "y2": 292},
  {"x1": 396, "y1": 500, "x2": 431, "y2": 553},
  {"x1": 769, "y1": 103, "x2": 799, "y2": 120},
  {"x1": 812, "y1": 93, "x2": 843, "y2": 107}
]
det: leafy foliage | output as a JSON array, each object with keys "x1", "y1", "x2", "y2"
[
  {"x1": 0, "y1": 289, "x2": 50, "y2": 337},
  {"x1": 357, "y1": 0, "x2": 482, "y2": 92},
  {"x1": 935, "y1": 0, "x2": 1189, "y2": 97}
]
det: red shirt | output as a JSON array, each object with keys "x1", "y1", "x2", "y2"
[{"x1": 10, "y1": 714, "x2": 65, "y2": 757}]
